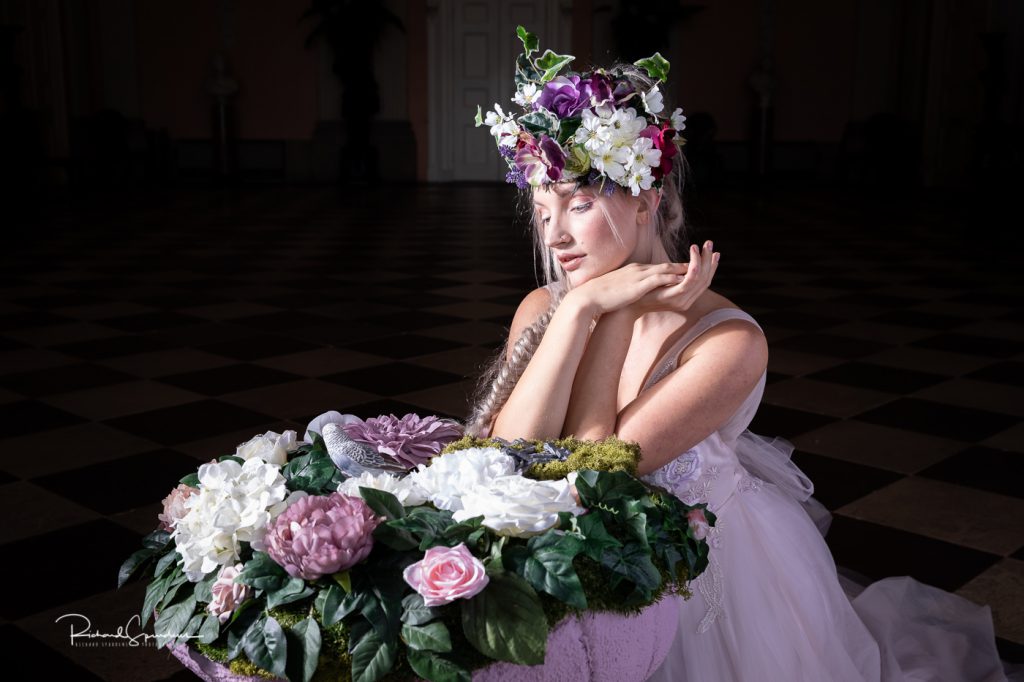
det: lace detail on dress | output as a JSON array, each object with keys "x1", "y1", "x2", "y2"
[
  {"x1": 737, "y1": 472, "x2": 764, "y2": 494},
  {"x1": 697, "y1": 550, "x2": 725, "y2": 633},
  {"x1": 680, "y1": 465, "x2": 720, "y2": 506}
]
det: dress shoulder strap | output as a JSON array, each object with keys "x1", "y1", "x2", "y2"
[{"x1": 641, "y1": 308, "x2": 763, "y2": 394}]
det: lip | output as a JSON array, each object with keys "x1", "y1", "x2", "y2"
[{"x1": 559, "y1": 254, "x2": 585, "y2": 271}]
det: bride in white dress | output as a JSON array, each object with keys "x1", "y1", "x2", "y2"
[{"x1": 465, "y1": 48, "x2": 1014, "y2": 678}]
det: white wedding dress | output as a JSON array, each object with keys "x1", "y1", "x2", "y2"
[{"x1": 626, "y1": 307, "x2": 1016, "y2": 682}]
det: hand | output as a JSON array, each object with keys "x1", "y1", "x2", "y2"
[
  {"x1": 566, "y1": 261, "x2": 692, "y2": 317},
  {"x1": 627, "y1": 240, "x2": 720, "y2": 317}
]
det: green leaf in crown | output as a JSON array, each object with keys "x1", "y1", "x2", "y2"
[
  {"x1": 635, "y1": 52, "x2": 671, "y2": 82},
  {"x1": 535, "y1": 49, "x2": 575, "y2": 82},
  {"x1": 516, "y1": 25, "x2": 539, "y2": 55}
]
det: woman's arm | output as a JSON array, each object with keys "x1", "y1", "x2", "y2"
[
  {"x1": 489, "y1": 289, "x2": 596, "y2": 440},
  {"x1": 561, "y1": 308, "x2": 637, "y2": 439},
  {"x1": 615, "y1": 320, "x2": 768, "y2": 476}
]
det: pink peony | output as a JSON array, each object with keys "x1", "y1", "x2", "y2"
[
  {"x1": 342, "y1": 413, "x2": 464, "y2": 469},
  {"x1": 158, "y1": 483, "x2": 197, "y2": 533},
  {"x1": 687, "y1": 508, "x2": 710, "y2": 541},
  {"x1": 263, "y1": 493, "x2": 381, "y2": 580},
  {"x1": 403, "y1": 543, "x2": 489, "y2": 607},
  {"x1": 207, "y1": 563, "x2": 252, "y2": 624}
]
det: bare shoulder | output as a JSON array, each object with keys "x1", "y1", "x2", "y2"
[
  {"x1": 679, "y1": 298, "x2": 768, "y2": 376},
  {"x1": 505, "y1": 286, "x2": 554, "y2": 364}
]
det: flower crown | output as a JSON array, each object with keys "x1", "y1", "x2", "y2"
[{"x1": 475, "y1": 26, "x2": 686, "y2": 197}]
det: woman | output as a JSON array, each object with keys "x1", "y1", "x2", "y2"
[{"x1": 465, "y1": 29, "x2": 1011, "y2": 681}]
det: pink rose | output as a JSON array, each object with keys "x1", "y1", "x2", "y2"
[
  {"x1": 207, "y1": 563, "x2": 252, "y2": 624},
  {"x1": 403, "y1": 543, "x2": 489, "y2": 607},
  {"x1": 158, "y1": 483, "x2": 196, "y2": 532},
  {"x1": 687, "y1": 508, "x2": 710, "y2": 541}
]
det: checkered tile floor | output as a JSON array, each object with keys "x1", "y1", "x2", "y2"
[{"x1": 1, "y1": 184, "x2": 1021, "y2": 680}]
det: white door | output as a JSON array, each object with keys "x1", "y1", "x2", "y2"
[{"x1": 428, "y1": 0, "x2": 571, "y2": 181}]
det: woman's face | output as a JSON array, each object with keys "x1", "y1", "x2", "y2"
[{"x1": 533, "y1": 185, "x2": 644, "y2": 285}]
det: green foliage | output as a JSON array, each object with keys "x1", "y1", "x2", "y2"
[
  {"x1": 535, "y1": 49, "x2": 574, "y2": 82},
  {"x1": 516, "y1": 25, "x2": 538, "y2": 55},
  {"x1": 237, "y1": 552, "x2": 289, "y2": 592},
  {"x1": 461, "y1": 570, "x2": 548, "y2": 666},
  {"x1": 283, "y1": 446, "x2": 345, "y2": 494},
  {"x1": 635, "y1": 53, "x2": 671, "y2": 82},
  {"x1": 439, "y1": 434, "x2": 641, "y2": 480}
]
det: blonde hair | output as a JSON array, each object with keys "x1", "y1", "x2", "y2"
[{"x1": 464, "y1": 163, "x2": 690, "y2": 437}]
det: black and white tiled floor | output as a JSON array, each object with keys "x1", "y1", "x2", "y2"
[{"x1": 1, "y1": 184, "x2": 1021, "y2": 680}]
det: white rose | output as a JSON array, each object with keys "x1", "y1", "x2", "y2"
[
  {"x1": 338, "y1": 471, "x2": 428, "y2": 507},
  {"x1": 410, "y1": 447, "x2": 516, "y2": 512},
  {"x1": 452, "y1": 474, "x2": 585, "y2": 538},
  {"x1": 235, "y1": 430, "x2": 297, "y2": 466}
]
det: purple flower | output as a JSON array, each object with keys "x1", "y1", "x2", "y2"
[
  {"x1": 537, "y1": 75, "x2": 590, "y2": 118},
  {"x1": 581, "y1": 73, "x2": 614, "y2": 109},
  {"x1": 342, "y1": 413, "x2": 464, "y2": 469},
  {"x1": 506, "y1": 167, "x2": 529, "y2": 189},
  {"x1": 263, "y1": 493, "x2": 381, "y2": 580},
  {"x1": 514, "y1": 134, "x2": 566, "y2": 186},
  {"x1": 612, "y1": 79, "x2": 635, "y2": 104}
]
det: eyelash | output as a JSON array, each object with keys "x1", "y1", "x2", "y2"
[{"x1": 539, "y1": 202, "x2": 592, "y2": 225}]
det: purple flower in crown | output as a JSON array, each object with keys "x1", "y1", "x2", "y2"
[
  {"x1": 582, "y1": 73, "x2": 614, "y2": 109},
  {"x1": 514, "y1": 134, "x2": 566, "y2": 186},
  {"x1": 537, "y1": 75, "x2": 592, "y2": 118}
]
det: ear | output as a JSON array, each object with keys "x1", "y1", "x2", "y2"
[{"x1": 634, "y1": 189, "x2": 662, "y2": 225}]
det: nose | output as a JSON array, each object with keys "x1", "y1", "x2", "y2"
[{"x1": 543, "y1": 221, "x2": 569, "y2": 248}]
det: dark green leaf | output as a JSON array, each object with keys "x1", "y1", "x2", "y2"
[
  {"x1": 575, "y1": 470, "x2": 647, "y2": 508},
  {"x1": 157, "y1": 571, "x2": 189, "y2": 611},
  {"x1": 218, "y1": 455, "x2": 245, "y2": 465},
  {"x1": 318, "y1": 584, "x2": 366, "y2": 627},
  {"x1": 634, "y1": 53, "x2": 670, "y2": 82},
  {"x1": 406, "y1": 650, "x2": 472, "y2": 682},
  {"x1": 142, "y1": 529, "x2": 172, "y2": 550},
  {"x1": 242, "y1": 615, "x2": 288, "y2": 678},
  {"x1": 389, "y1": 507, "x2": 453, "y2": 550},
  {"x1": 361, "y1": 591, "x2": 402, "y2": 642},
  {"x1": 236, "y1": 552, "x2": 288, "y2": 591},
  {"x1": 401, "y1": 593, "x2": 440, "y2": 626},
  {"x1": 576, "y1": 511, "x2": 622, "y2": 562},
  {"x1": 118, "y1": 547, "x2": 156, "y2": 588},
  {"x1": 141, "y1": 572, "x2": 171, "y2": 628},
  {"x1": 359, "y1": 487, "x2": 405, "y2": 520},
  {"x1": 516, "y1": 25, "x2": 538, "y2": 55},
  {"x1": 182, "y1": 613, "x2": 205, "y2": 642},
  {"x1": 267, "y1": 576, "x2": 316, "y2": 609},
  {"x1": 601, "y1": 541, "x2": 662, "y2": 600},
  {"x1": 349, "y1": 621, "x2": 397, "y2": 682},
  {"x1": 153, "y1": 548, "x2": 181, "y2": 580},
  {"x1": 283, "y1": 450, "x2": 341, "y2": 494},
  {"x1": 515, "y1": 53, "x2": 541, "y2": 87},
  {"x1": 179, "y1": 472, "x2": 200, "y2": 487},
  {"x1": 198, "y1": 614, "x2": 221, "y2": 644},
  {"x1": 226, "y1": 605, "x2": 261, "y2": 660},
  {"x1": 373, "y1": 522, "x2": 419, "y2": 551},
  {"x1": 285, "y1": 616, "x2": 322, "y2": 682},
  {"x1": 402, "y1": 621, "x2": 452, "y2": 653},
  {"x1": 193, "y1": 570, "x2": 218, "y2": 603},
  {"x1": 461, "y1": 570, "x2": 548, "y2": 665},
  {"x1": 507, "y1": 533, "x2": 587, "y2": 609},
  {"x1": 154, "y1": 593, "x2": 198, "y2": 649}
]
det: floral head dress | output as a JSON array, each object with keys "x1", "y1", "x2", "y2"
[{"x1": 476, "y1": 26, "x2": 686, "y2": 197}]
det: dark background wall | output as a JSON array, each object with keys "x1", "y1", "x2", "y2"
[{"x1": 1, "y1": 0, "x2": 1021, "y2": 195}]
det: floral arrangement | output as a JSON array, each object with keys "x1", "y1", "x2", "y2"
[
  {"x1": 119, "y1": 411, "x2": 715, "y2": 682},
  {"x1": 475, "y1": 26, "x2": 686, "y2": 196}
]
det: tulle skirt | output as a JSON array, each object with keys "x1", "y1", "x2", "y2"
[{"x1": 646, "y1": 434, "x2": 1012, "y2": 682}]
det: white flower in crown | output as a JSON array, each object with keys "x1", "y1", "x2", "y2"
[
  {"x1": 627, "y1": 164, "x2": 655, "y2": 196},
  {"x1": 591, "y1": 142, "x2": 630, "y2": 182},
  {"x1": 641, "y1": 85, "x2": 665, "y2": 115},
  {"x1": 484, "y1": 104, "x2": 519, "y2": 147},
  {"x1": 670, "y1": 107, "x2": 687, "y2": 132},
  {"x1": 575, "y1": 108, "x2": 609, "y2": 152},
  {"x1": 626, "y1": 137, "x2": 662, "y2": 173},
  {"x1": 512, "y1": 83, "x2": 540, "y2": 107},
  {"x1": 606, "y1": 107, "x2": 647, "y2": 146}
]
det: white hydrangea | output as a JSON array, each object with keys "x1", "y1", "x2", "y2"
[
  {"x1": 452, "y1": 474, "x2": 585, "y2": 538},
  {"x1": 338, "y1": 471, "x2": 428, "y2": 507},
  {"x1": 409, "y1": 447, "x2": 517, "y2": 512},
  {"x1": 172, "y1": 458, "x2": 306, "y2": 581}
]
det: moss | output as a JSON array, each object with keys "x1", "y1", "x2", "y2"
[{"x1": 440, "y1": 435, "x2": 641, "y2": 479}]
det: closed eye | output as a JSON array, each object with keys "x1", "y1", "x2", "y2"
[{"x1": 571, "y1": 201, "x2": 593, "y2": 213}]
